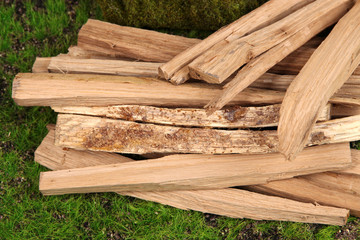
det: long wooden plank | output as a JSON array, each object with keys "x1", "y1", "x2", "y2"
[
  {"x1": 278, "y1": 1, "x2": 360, "y2": 160},
  {"x1": 11, "y1": 73, "x2": 284, "y2": 107},
  {"x1": 37, "y1": 129, "x2": 349, "y2": 225},
  {"x1": 39, "y1": 142, "x2": 351, "y2": 195},
  {"x1": 78, "y1": 19, "x2": 199, "y2": 62},
  {"x1": 48, "y1": 58, "x2": 161, "y2": 77},
  {"x1": 55, "y1": 114, "x2": 360, "y2": 154},
  {"x1": 158, "y1": 0, "x2": 315, "y2": 80},
  {"x1": 188, "y1": 0, "x2": 353, "y2": 84},
  {"x1": 204, "y1": 0, "x2": 354, "y2": 113},
  {"x1": 51, "y1": 104, "x2": 330, "y2": 129}
]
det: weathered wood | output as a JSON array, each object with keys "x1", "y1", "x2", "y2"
[
  {"x1": 55, "y1": 114, "x2": 360, "y2": 154},
  {"x1": 39, "y1": 142, "x2": 351, "y2": 195},
  {"x1": 32, "y1": 57, "x2": 51, "y2": 73},
  {"x1": 245, "y1": 176, "x2": 360, "y2": 217},
  {"x1": 204, "y1": 0, "x2": 354, "y2": 113},
  {"x1": 188, "y1": 0, "x2": 353, "y2": 84},
  {"x1": 332, "y1": 105, "x2": 360, "y2": 117},
  {"x1": 48, "y1": 58, "x2": 161, "y2": 77},
  {"x1": 12, "y1": 73, "x2": 284, "y2": 107},
  {"x1": 78, "y1": 19, "x2": 199, "y2": 62},
  {"x1": 158, "y1": 0, "x2": 315, "y2": 81},
  {"x1": 339, "y1": 150, "x2": 360, "y2": 175},
  {"x1": 51, "y1": 104, "x2": 330, "y2": 128},
  {"x1": 278, "y1": 1, "x2": 360, "y2": 160}
]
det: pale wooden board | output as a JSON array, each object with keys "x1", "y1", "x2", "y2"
[
  {"x1": 39, "y1": 142, "x2": 351, "y2": 195},
  {"x1": 55, "y1": 114, "x2": 360, "y2": 154},
  {"x1": 78, "y1": 19, "x2": 199, "y2": 62},
  {"x1": 339, "y1": 150, "x2": 360, "y2": 175},
  {"x1": 187, "y1": 0, "x2": 352, "y2": 84},
  {"x1": 159, "y1": 0, "x2": 315, "y2": 80},
  {"x1": 278, "y1": 1, "x2": 360, "y2": 160},
  {"x1": 51, "y1": 104, "x2": 330, "y2": 128},
  {"x1": 32, "y1": 57, "x2": 51, "y2": 73}
]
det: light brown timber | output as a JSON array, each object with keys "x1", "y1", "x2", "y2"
[
  {"x1": 332, "y1": 105, "x2": 360, "y2": 117},
  {"x1": 339, "y1": 150, "x2": 360, "y2": 175},
  {"x1": 158, "y1": 0, "x2": 315, "y2": 80},
  {"x1": 278, "y1": 1, "x2": 360, "y2": 160},
  {"x1": 55, "y1": 114, "x2": 360, "y2": 154},
  {"x1": 39, "y1": 142, "x2": 351, "y2": 195},
  {"x1": 78, "y1": 19, "x2": 199, "y2": 62},
  {"x1": 48, "y1": 58, "x2": 161, "y2": 77},
  {"x1": 32, "y1": 57, "x2": 51, "y2": 73},
  {"x1": 204, "y1": 0, "x2": 354, "y2": 113},
  {"x1": 188, "y1": 0, "x2": 353, "y2": 84},
  {"x1": 51, "y1": 104, "x2": 330, "y2": 128}
]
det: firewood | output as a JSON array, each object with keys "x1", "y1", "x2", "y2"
[
  {"x1": 55, "y1": 114, "x2": 360, "y2": 154},
  {"x1": 188, "y1": 0, "x2": 352, "y2": 84},
  {"x1": 245, "y1": 175, "x2": 360, "y2": 217},
  {"x1": 48, "y1": 58, "x2": 161, "y2": 77},
  {"x1": 339, "y1": 150, "x2": 360, "y2": 175},
  {"x1": 77, "y1": 19, "x2": 199, "y2": 62},
  {"x1": 204, "y1": 0, "x2": 354, "y2": 113},
  {"x1": 332, "y1": 105, "x2": 360, "y2": 118},
  {"x1": 51, "y1": 104, "x2": 330, "y2": 128},
  {"x1": 158, "y1": 0, "x2": 315, "y2": 81},
  {"x1": 32, "y1": 57, "x2": 51, "y2": 73},
  {"x1": 37, "y1": 128, "x2": 350, "y2": 225},
  {"x1": 39, "y1": 142, "x2": 351, "y2": 195},
  {"x1": 278, "y1": 1, "x2": 360, "y2": 160},
  {"x1": 12, "y1": 73, "x2": 284, "y2": 107}
]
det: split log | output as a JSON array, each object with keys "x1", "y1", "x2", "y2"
[
  {"x1": 32, "y1": 57, "x2": 51, "y2": 73},
  {"x1": 55, "y1": 114, "x2": 360, "y2": 154},
  {"x1": 188, "y1": 0, "x2": 352, "y2": 84},
  {"x1": 12, "y1": 73, "x2": 284, "y2": 107},
  {"x1": 278, "y1": 1, "x2": 360, "y2": 160},
  {"x1": 78, "y1": 19, "x2": 199, "y2": 62},
  {"x1": 158, "y1": 0, "x2": 315, "y2": 81},
  {"x1": 339, "y1": 150, "x2": 360, "y2": 175},
  {"x1": 39, "y1": 142, "x2": 351, "y2": 195},
  {"x1": 204, "y1": 0, "x2": 354, "y2": 113},
  {"x1": 332, "y1": 105, "x2": 360, "y2": 118},
  {"x1": 51, "y1": 104, "x2": 330, "y2": 128},
  {"x1": 48, "y1": 58, "x2": 161, "y2": 77}
]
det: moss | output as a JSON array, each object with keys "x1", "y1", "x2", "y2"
[{"x1": 96, "y1": 0, "x2": 268, "y2": 31}]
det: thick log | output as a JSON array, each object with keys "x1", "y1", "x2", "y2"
[
  {"x1": 55, "y1": 114, "x2": 360, "y2": 154},
  {"x1": 204, "y1": 0, "x2": 354, "y2": 113},
  {"x1": 51, "y1": 104, "x2": 330, "y2": 128},
  {"x1": 32, "y1": 57, "x2": 51, "y2": 73},
  {"x1": 188, "y1": 0, "x2": 353, "y2": 84},
  {"x1": 77, "y1": 19, "x2": 199, "y2": 62},
  {"x1": 48, "y1": 58, "x2": 161, "y2": 77},
  {"x1": 278, "y1": 1, "x2": 360, "y2": 160},
  {"x1": 39, "y1": 142, "x2": 351, "y2": 195},
  {"x1": 12, "y1": 73, "x2": 284, "y2": 107}
]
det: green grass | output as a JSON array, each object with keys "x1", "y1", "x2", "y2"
[{"x1": 0, "y1": 0, "x2": 359, "y2": 239}]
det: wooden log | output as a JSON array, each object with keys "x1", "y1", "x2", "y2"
[
  {"x1": 278, "y1": 1, "x2": 360, "y2": 160},
  {"x1": 37, "y1": 129, "x2": 349, "y2": 225},
  {"x1": 52, "y1": 104, "x2": 331, "y2": 128},
  {"x1": 245, "y1": 176, "x2": 360, "y2": 217},
  {"x1": 204, "y1": 0, "x2": 354, "y2": 113},
  {"x1": 158, "y1": 0, "x2": 315, "y2": 80},
  {"x1": 339, "y1": 149, "x2": 360, "y2": 175},
  {"x1": 32, "y1": 57, "x2": 51, "y2": 73},
  {"x1": 48, "y1": 58, "x2": 161, "y2": 77},
  {"x1": 12, "y1": 73, "x2": 284, "y2": 107},
  {"x1": 188, "y1": 0, "x2": 352, "y2": 84},
  {"x1": 77, "y1": 19, "x2": 199, "y2": 62},
  {"x1": 39, "y1": 142, "x2": 351, "y2": 195},
  {"x1": 55, "y1": 114, "x2": 360, "y2": 154},
  {"x1": 332, "y1": 105, "x2": 360, "y2": 118}
]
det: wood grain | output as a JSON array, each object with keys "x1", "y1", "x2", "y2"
[{"x1": 278, "y1": 1, "x2": 360, "y2": 160}]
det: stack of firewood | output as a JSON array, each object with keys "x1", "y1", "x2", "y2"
[{"x1": 12, "y1": 0, "x2": 360, "y2": 225}]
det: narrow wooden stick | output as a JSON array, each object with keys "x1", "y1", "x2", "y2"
[
  {"x1": 55, "y1": 114, "x2": 360, "y2": 154},
  {"x1": 278, "y1": 1, "x2": 360, "y2": 160},
  {"x1": 36, "y1": 129, "x2": 349, "y2": 225},
  {"x1": 78, "y1": 19, "x2": 199, "y2": 62},
  {"x1": 48, "y1": 58, "x2": 161, "y2": 77},
  {"x1": 158, "y1": 0, "x2": 315, "y2": 80},
  {"x1": 204, "y1": 0, "x2": 354, "y2": 113},
  {"x1": 51, "y1": 104, "x2": 330, "y2": 128},
  {"x1": 39, "y1": 142, "x2": 351, "y2": 195},
  {"x1": 188, "y1": 0, "x2": 353, "y2": 84}
]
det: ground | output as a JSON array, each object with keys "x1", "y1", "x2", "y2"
[{"x1": 0, "y1": 0, "x2": 359, "y2": 239}]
